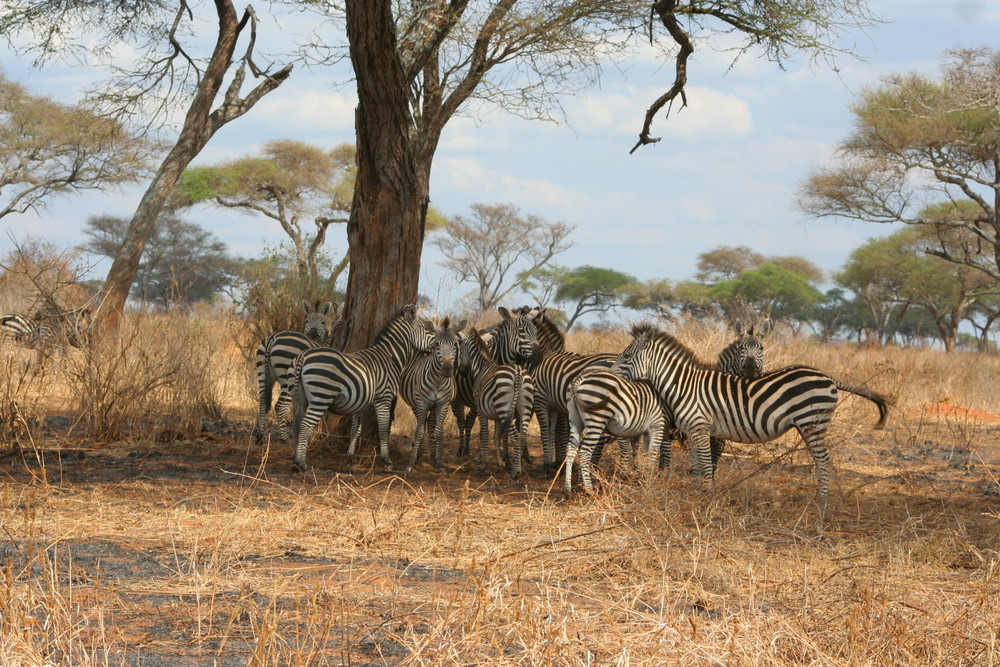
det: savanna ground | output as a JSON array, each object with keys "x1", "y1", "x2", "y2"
[{"x1": 1, "y1": 315, "x2": 999, "y2": 666}]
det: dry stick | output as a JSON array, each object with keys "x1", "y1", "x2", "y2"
[
  {"x1": 711, "y1": 441, "x2": 806, "y2": 497},
  {"x1": 489, "y1": 523, "x2": 622, "y2": 563}
]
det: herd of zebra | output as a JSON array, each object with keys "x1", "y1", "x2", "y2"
[{"x1": 255, "y1": 301, "x2": 891, "y2": 507}]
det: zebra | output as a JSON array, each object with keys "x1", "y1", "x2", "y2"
[
  {"x1": 251, "y1": 301, "x2": 338, "y2": 446},
  {"x1": 457, "y1": 328, "x2": 535, "y2": 478},
  {"x1": 566, "y1": 370, "x2": 671, "y2": 495},
  {"x1": 450, "y1": 306, "x2": 540, "y2": 458},
  {"x1": 288, "y1": 304, "x2": 433, "y2": 472},
  {"x1": 690, "y1": 318, "x2": 772, "y2": 470},
  {"x1": 610, "y1": 323, "x2": 890, "y2": 508},
  {"x1": 400, "y1": 316, "x2": 467, "y2": 472},
  {"x1": 0, "y1": 308, "x2": 92, "y2": 352},
  {"x1": 717, "y1": 319, "x2": 769, "y2": 379},
  {"x1": 525, "y1": 309, "x2": 616, "y2": 474}
]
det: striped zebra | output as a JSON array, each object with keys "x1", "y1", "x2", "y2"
[
  {"x1": 251, "y1": 301, "x2": 338, "y2": 446},
  {"x1": 0, "y1": 308, "x2": 92, "y2": 352},
  {"x1": 525, "y1": 310, "x2": 616, "y2": 474},
  {"x1": 611, "y1": 323, "x2": 890, "y2": 508},
  {"x1": 450, "y1": 306, "x2": 539, "y2": 458},
  {"x1": 458, "y1": 328, "x2": 535, "y2": 478},
  {"x1": 401, "y1": 316, "x2": 467, "y2": 472},
  {"x1": 566, "y1": 371, "x2": 671, "y2": 495},
  {"x1": 697, "y1": 319, "x2": 771, "y2": 469},
  {"x1": 288, "y1": 304, "x2": 433, "y2": 472}
]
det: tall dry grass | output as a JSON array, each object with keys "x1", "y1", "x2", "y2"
[{"x1": 1, "y1": 311, "x2": 998, "y2": 665}]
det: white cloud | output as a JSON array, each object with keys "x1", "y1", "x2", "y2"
[
  {"x1": 434, "y1": 156, "x2": 584, "y2": 214},
  {"x1": 256, "y1": 87, "x2": 356, "y2": 131},
  {"x1": 570, "y1": 85, "x2": 753, "y2": 141}
]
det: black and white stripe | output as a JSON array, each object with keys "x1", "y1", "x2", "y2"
[
  {"x1": 251, "y1": 301, "x2": 338, "y2": 445},
  {"x1": 401, "y1": 316, "x2": 467, "y2": 472},
  {"x1": 450, "y1": 307, "x2": 539, "y2": 458},
  {"x1": 0, "y1": 308, "x2": 92, "y2": 351},
  {"x1": 611, "y1": 324, "x2": 890, "y2": 507},
  {"x1": 526, "y1": 310, "x2": 616, "y2": 473},
  {"x1": 288, "y1": 304, "x2": 433, "y2": 472},
  {"x1": 717, "y1": 319, "x2": 769, "y2": 378},
  {"x1": 458, "y1": 329, "x2": 535, "y2": 478},
  {"x1": 566, "y1": 370, "x2": 670, "y2": 495}
]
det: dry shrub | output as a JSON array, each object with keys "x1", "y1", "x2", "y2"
[
  {"x1": 0, "y1": 349, "x2": 54, "y2": 452},
  {"x1": 63, "y1": 310, "x2": 248, "y2": 441}
]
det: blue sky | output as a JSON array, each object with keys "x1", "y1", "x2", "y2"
[{"x1": 2, "y1": 0, "x2": 999, "y2": 315}]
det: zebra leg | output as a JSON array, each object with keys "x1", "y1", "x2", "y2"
[
  {"x1": 554, "y1": 413, "x2": 570, "y2": 467},
  {"x1": 450, "y1": 401, "x2": 470, "y2": 457},
  {"x1": 406, "y1": 404, "x2": 428, "y2": 472},
  {"x1": 535, "y1": 408, "x2": 557, "y2": 474},
  {"x1": 798, "y1": 422, "x2": 833, "y2": 511},
  {"x1": 709, "y1": 436, "x2": 726, "y2": 473},
  {"x1": 344, "y1": 415, "x2": 364, "y2": 468},
  {"x1": 509, "y1": 418, "x2": 527, "y2": 480},
  {"x1": 476, "y1": 416, "x2": 492, "y2": 475},
  {"x1": 292, "y1": 402, "x2": 328, "y2": 473},
  {"x1": 429, "y1": 404, "x2": 448, "y2": 472},
  {"x1": 252, "y1": 362, "x2": 274, "y2": 445},
  {"x1": 564, "y1": 427, "x2": 580, "y2": 495},
  {"x1": 577, "y1": 431, "x2": 601, "y2": 493},
  {"x1": 275, "y1": 390, "x2": 294, "y2": 442},
  {"x1": 686, "y1": 424, "x2": 715, "y2": 490},
  {"x1": 374, "y1": 398, "x2": 395, "y2": 470}
]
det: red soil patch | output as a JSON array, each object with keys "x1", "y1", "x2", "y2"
[{"x1": 909, "y1": 401, "x2": 1000, "y2": 423}]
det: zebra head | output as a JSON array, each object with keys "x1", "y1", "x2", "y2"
[
  {"x1": 610, "y1": 323, "x2": 659, "y2": 382},
  {"x1": 723, "y1": 319, "x2": 769, "y2": 379},
  {"x1": 494, "y1": 306, "x2": 540, "y2": 365},
  {"x1": 302, "y1": 300, "x2": 338, "y2": 345},
  {"x1": 422, "y1": 316, "x2": 467, "y2": 377}
]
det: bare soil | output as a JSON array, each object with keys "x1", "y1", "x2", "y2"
[{"x1": 2, "y1": 407, "x2": 1000, "y2": 665}]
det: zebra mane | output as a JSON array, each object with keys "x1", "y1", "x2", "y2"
[
  {"x1": 531, "y1": 309, "x2": 566, "y2": 353},
  {"x1": 468, "y1": 328, "x2": 497, "y2": 360},
  {"x1": 630, "y1": 323, "x2": 715, "y2": 371},
  {"x1": 372, "y1": 304, "x2": 417, "y2": 345}
]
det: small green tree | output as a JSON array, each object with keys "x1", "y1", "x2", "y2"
[
  {"x1": 710, "y1": 264, "x2": 822, "y2": 330},
  {"x1": 551, "y1": 265, "x2": 636, "y2": 330},
  {"x1": 173, "y1": 140, "x2": 355, "y2": 292}
]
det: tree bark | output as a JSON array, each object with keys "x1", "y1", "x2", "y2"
[
  {"x1": 98, "y1": 1, "x2": 290, "y2": 330},
  {"x1": 339, "y1": 0, "x2": 425, "y2": 350}
]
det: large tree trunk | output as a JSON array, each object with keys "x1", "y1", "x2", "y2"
[
  {"x1": 98, "y1": 1, "x2": 290, "y2": 331},
  {"x1": 339, "y1": 0, "x2": 425, "y2": 350}
]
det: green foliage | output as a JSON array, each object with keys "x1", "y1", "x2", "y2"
[
  {"x1": 710, "y1": 263, "x2": 822, "y2": 324},
  {"x1": 550, "y1": 265, "x2": 636, "y2": 329}
]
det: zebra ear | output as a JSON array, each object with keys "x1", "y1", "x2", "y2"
[
  {"x1": 320, "y1": 301, "x2": 334, "y2": 316},
  {"x1": 757, "y1": 319, "x2": 771, "y2": 337},
  {"x1": 422, "y1": 319, "x2": 436, "y2": 334},
  {"x1": 301, "y1": 300, "x2": 311, "y2": 315},
  {"x1": 734, "y1": 320, "x2": 746, "y2": 337},
  {"x1": 498, "y1": 306, "x2": 512, "y2": 321},
  {"x1": 454, "y1": 319, "x2": 468, "y2": 333}
]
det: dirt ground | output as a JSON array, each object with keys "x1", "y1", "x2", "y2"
[{"x1": 2, "y1": 407, "x2": 1000, "y2": 666}]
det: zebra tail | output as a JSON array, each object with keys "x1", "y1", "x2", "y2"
[
  {"x1": 569, "y1": 374, "x2": 612, "y2": 415},
  {"x1": 499, "y1": 369, "x2": 523, "y2": 440},
  {"x1": 289, "y1": 359, "x2": 307, "y2": 440},
  {"x1": 836, "y1": 382, "x2": 891, "y2": 429}
]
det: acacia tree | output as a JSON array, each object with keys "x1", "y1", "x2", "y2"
[
  {"x1": 80, "y1": 213, "x2": 239, "y2": 307},
  {"x1": 799, "y1": 48, "x2": 1000, "y2": 282},
  {"x1": 324, "y1": 0, "x2": 875, "y2": 353},
  {"x1": 0, "y1": 2, "x2": 293, "y2": 330},
  {"x1": 172, "y1": 140, "x2": 355, "y2": 291},
  {"x1": 0, "y1": 72, "x2": 150, "y2": 220},
  {"x1": 552, "y1": 265, "x2": 636, "y2": 330},
  {"x1": 434, "y1": 202, "x2": 573, "y2": 315}
]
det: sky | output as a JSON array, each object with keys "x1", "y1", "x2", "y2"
[{"x1": 2, "y1": 0, "x2": 999, "y2": 317}]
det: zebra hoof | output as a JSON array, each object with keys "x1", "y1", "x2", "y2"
[
  {"x1": 381, "y1": 460, "x2": 395, "y2": 472},
  {"x1": 292, "y1": 461, "x2": 310, "y2": 473},
  {"x1": 251, "y1": 430, "x2": 264, "y2": 446}
]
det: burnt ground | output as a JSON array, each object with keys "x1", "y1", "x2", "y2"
[{"x1": 2, "y1": 412, "x2": 1000, "y2": 665}]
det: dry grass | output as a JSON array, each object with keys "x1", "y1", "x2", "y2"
[{"x1": 1, "y1": 314, "x2": 998, "y2": 665}]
